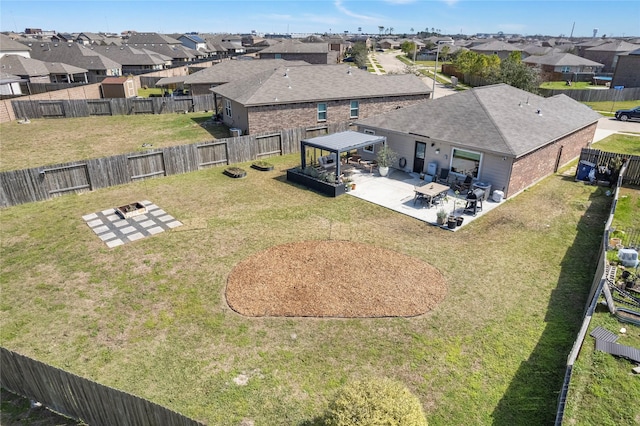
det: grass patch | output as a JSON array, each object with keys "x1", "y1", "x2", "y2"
[
  {"x1": 0, "y1": 145, "x2": 617, "y2": 424},
  {"x1": 137, "y1": 87, "x2": 167, "y2": 97},
  {"x1": 592, "y1": 133, "x2": 640, "y2": 156},
  {"x1": 0, "y1": 112, "x2": 226, "y2": 171},
  {"x1": 582, "y1": 100, "x2": 640, "y2": 114},
  {"x1": 540, "y1": 81, "x2": 594, "y2": 90}
]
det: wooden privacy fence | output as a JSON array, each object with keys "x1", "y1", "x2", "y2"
[
  {"x1": 1, "y1": 347, "x2": 204, "y2": 426},
  {"x1": 11, "y1": 94, "x2": 216, "y2": 119},
  {"x1": 0, "y1": 121, "x2": 350, "y2": 207},
  {"x1": 538, "y1": 87, "x2": 640, "y2": 103},
  {"x1": 579, "y1": 148, "x2": 640, "y2": 186}
]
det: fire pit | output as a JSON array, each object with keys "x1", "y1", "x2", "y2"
[{"x1": 115, "y1": 202, "x2": 147, "y2": 219}]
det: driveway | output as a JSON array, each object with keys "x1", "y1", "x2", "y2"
[
  {"x1": 594, "y1": 117, "x2": 640, "y2": 142},
  {"x1": 371, "y1": 49, "x2": 457, "y2": 99}
]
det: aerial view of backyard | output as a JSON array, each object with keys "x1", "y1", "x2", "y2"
[{"x1": 1, "y1": 105, "x2": 638, "y2": 424}]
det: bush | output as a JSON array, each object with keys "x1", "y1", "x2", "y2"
[{"x1": 324, "y1": 378, "x2": 427, "y2": 426}]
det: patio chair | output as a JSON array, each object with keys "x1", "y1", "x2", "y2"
[
  {"x1": 454, "y1": 175, "x2": 473, "y2": 194},
  {"x1": 436, "y1": 168, "x2": 450, "y2": 184}
]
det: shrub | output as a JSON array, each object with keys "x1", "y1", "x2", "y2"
[{"x1": 324, "y1": 378, "x2": 427, "y2": 426}]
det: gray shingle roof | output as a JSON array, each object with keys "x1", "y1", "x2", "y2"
[
  {"x1": 258, "y1": 39, "x2": 328, "y2": 54},
  {"x1": 0, "y1": 34, "x2": 32, "y2": 52},
  {"x1": 27, "y1": 43, "x2": 121, "y2": 72},
  {"x1": 125, "y1": 33, "x2": 182, "y2": 45},
  {"x1": 357, "y1": 83, "x2": 601, "y2": 158},
  {"x1": 91, "y1": 45, "x2": 168, "y2": 66},
  {"x1": 523, "y1": 52, "x2": 604, "y2": 67},
  {"x1": 211, "y1": 64, "x2": 431, "y2": 106},
  {"x1": 0, "y1": 55, "x2": 49, "y2": 76},
  {"x1": 183, "y1": 59, "x2": 310, "y2": 85}
]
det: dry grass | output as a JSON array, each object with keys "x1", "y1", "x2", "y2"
[{"x1": 0, "y1": 112, "x2": 226, "y2": 171}]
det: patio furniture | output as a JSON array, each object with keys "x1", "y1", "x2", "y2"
[
  {"x1": 348, "y1": 155, "x2": 362, "y2": 165},
  {"x1": 414, "y1": 182, "x2": 450, "y2": 208},
  {"x1": 454, "y1": 175, "x2": 474, "y2": 194},
  {"x1": 436, "y1": 168, "x2": 450, "y2": 184},
  {"x1": 359, "y1": 160, "x2": 376, "y2": 174}
]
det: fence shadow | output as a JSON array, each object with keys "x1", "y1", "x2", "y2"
[{"x1": 491, "y1": 187, "x2": 611, "y2": 425}]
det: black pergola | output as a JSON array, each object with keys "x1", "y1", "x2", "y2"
[{"x1": 300, "y1": 130, "x2": 387, "y2": 179}]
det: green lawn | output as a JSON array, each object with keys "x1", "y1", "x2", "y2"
[
  {"x1": 540, "y1": 81, "x2": 594, "y2": 90},
  {"x1": 0, "y1": 151, "x2": 615, "y2": 425},
  {"x1": 0, "y1": 112, "x2": 227, "y2": 172},
  {"x1": 592, "y1": 133, "x2": 640, "y2": 155}
]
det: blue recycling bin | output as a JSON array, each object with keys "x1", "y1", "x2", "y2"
[{"x1": 576, "y1": 160, "x2": 595, "y2": 182}]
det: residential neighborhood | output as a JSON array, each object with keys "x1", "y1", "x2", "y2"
[{"x1": 1, "y1": 7, "x2": 639, "y2": 425}]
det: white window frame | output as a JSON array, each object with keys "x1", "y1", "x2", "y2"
[
  {"x1": 317, "y1": 103, "x2": 327, "y2": 122},
  {"x1": 350, "y1": 100, "x2": 359, "y2": 119},
  {"x1": 224, "y1": 99, "x2": 232, "y2": 118},
  {"x1": 450, "y1": 147, "x2": 482, "y2": 178},
  {"x1": 561, "y1": 66, "x2": 571, "y2": 73}
]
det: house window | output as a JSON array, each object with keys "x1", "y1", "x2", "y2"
[
  {"x1": 561, "y1": 66, "x2": 571, "y2": 73},
  {"x1": 275, "y1": 53, "x2": 282, "y2": 59},
  {"x1": 451, "y1": 148, "x2": 481, "y2": 178},
  {"x1": 350, "y1": 100, "x2": 359, "y2": 118},
  {"x1": 224, "y1": 99, "x2": 232, "y2": 118},
  {"x1": 363, "y1": 128, "x2": 374, "y2": 153},
  {"x1": 317, "y1": 103, "x2": 327, "y2": 122}
]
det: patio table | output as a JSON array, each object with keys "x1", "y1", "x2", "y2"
[
  {"x1": 414, "y1": 182, "x2": 450, "y2": 208},
  {"x1": 359, "y1": 160, "x2": 376, "y2": 174}
]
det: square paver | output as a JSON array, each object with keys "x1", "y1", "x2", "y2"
[{"x1": 83, "y1": 200, "x2": 182, "y2": 248}]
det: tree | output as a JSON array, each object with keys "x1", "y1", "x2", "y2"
[
  {"x1": 497, "y1": 51, "x2": 540, "y2": 92},
  {"x1": 439, "y1": 44, "x2": 451, "y2": 61},
  {"x1": 400, "y1": 40, "x2": 416, "y2": 57},
  {"x1": 350, "y1": 41, "x2": 369, "y2": 68},
  {"x1": 378, "y1": 26, "x2": 384, "y2": 36}
]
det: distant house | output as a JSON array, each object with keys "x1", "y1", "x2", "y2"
[
  {"x1": 179, "y1": 59, "x2": 310, "y2": 96},
  {"x1": 178, "y1": 34, "x2": 208, "y2": 52},
  {"x1": 257, "y1": 39, "x2": 338, "y2": 64},
  {"x1": 470, "y1": 40, "x2": 520, "y2": 60},
  {"x1": 582, "y1": 40, "x2": 640, "y2": 72},
  {"x1": 523, "y1": 52, "x2": 604, "y2": 81},
  {"x1": 356, "y1": 84, "x2": 601, "y2": 199},
  {"x1": 0, "y1": 72, "x2": 25, "y2": 96},
  {"x1": 210, "y1": 64, "x2": 431, "y2": 135},
  {"x1": 0, "y1": 34, "x2": 32, "y2": 58},
  {"x1": 611, "y1": 48, "x2": 640, "y2": 88},
  {"x1": 124, "y1": 33, "x2": 202, "y2": 66},
  {"x1": 90, "y1": 45, "x2": 170, "y2": 74},
  {"x1": 26, "y1": 42, "x2": 122, "y2": 83}
]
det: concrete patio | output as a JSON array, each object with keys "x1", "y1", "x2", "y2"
[{"x1": 345, "y1": 167, "x2": 504, "y2": 230}]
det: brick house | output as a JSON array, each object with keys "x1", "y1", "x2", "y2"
[
  {"x1": 210, "y1": 64, "x2": 431, "y2": 135},
  {"x1": 257, "y1": 39, "x2": 339, "y2": 64},
  {"x1": 356, "y1": 84, "x2": 602, "y2": 199},
  {"x1": 611, "y1": 48, "x2": 640, "y2": 88},
  {"x1": 523, "y1": 52, "x2": 604, "y2": 82},
  {"x1": 582, "y1": 40, "x2": 639, "y2": 72}
]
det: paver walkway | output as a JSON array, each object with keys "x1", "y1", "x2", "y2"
[{"x1": 83, "y1": 200, "x2": 182, "y2": 248}]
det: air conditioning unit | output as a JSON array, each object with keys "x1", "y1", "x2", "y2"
[{"x1": 230, "y1": 128, "x2": 242, "y2": 137}]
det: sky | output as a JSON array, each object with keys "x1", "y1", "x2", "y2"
[{"x1": 1, "y1": 0, "x2": 639, "y2": 38}]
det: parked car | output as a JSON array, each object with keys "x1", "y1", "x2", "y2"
[
  {"x1": 615, "y1": 106, "x2": 640, "y2": 121},
  {"x1": 172, "y1": 89, "x2": 189, "y2": 97},
  {"x1": 343, "y1": 56, "x2": 355, "y2": 62}
]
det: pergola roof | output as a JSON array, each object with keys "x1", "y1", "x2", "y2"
[{"x1": 301, "y1": 130, "x2": 385, "y2": 153}]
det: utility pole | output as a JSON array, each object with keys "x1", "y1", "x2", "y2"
[{"x1": 432, "y1": 43, "x2": 440, "y2": 98}]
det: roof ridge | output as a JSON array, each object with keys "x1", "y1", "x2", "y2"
[{"x1": 472, "y1": 85, "x2": 516, "y2": 156}]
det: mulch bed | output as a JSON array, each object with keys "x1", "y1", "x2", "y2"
[{"x1": 226, "y1": 240, "x2": 447, "y2": 318}]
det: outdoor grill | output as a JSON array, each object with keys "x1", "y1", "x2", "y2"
[{"x1": 463, "y1": 188, "x2": 485, "y2": 215}]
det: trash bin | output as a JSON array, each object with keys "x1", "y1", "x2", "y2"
[
  {"x1": 576, "y1": 160, "x2": 595, "y2": 182},
  {"x1": 472, "y1": 182, "x2": 492, "y2": 201},
  {"x1": 492, "y1": 190, "x2": 504, "y2": 203}
]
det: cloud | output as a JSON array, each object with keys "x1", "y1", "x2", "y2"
[{"x1": 334, "y1": 0, "x2": 378, "y2": 22}]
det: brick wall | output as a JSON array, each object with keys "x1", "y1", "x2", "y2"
[
  {"x1": 247, "y1": 94, "x2": 429, "y2": 134},
  {"x1": 508, "y1": 122, "x2": 597, "y2": 196}
]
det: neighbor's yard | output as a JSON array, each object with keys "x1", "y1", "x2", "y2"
[
  {"x1": 0, "y1": 112, "x2": 225, "y2": 172},
  {"x1": 1, "y1": 116, "x2": 638, "y2": 425}
]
